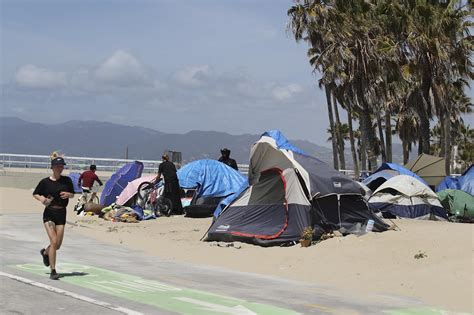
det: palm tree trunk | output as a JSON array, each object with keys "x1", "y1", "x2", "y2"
[
  {"x1": 444, "y1": 114, "x2": 451, "y2": 175},
  {"x1": 360, "y1": 136, "x2": 367, "y2": 174},
  {"x1": 385, "y1": 111, "x2": 392, "y2": 162},
  {"x1": 418, "y1": 135, "x2": 423, "y2": 155},
  {"x1": 359, "y1": 107, "x2": 378, "y2": 172},
  {"x1": 332, "y1": 94, "x2": 345, "y2": 169},
  {"x1": 356, "y1": 83, "x2": 378, "y2": 171},
  {"x1": 347, "y1": 106, "x2": 359, "y2": 178},
  {"x1": 439, "y1": 115, "x2": 445, "y2": 157},
  {"x1": 420, "y1": 77, "x2": 432, "y2": 154},
  {"x1": 403, "y1": 141, "x2": 410, "y2": 164},
  {"x1": 376, "y1": 112, "x2": 386, "y2": 163},
  {"x1": 325, "y1": 86, "x2": 339, "y2": 170}
]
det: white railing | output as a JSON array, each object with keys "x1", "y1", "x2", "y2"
[
  {"x1": 0, "y1": 153, "x2": 162, "y2": 174},
  {"x1": 0, "y1": 153, "x2": 250, "y2": 176}
]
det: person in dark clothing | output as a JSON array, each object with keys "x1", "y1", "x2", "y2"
[
  {"x1": 33, "y1": 153, "x2": 74, "y2": 280},
  {"x1": 218, "y1": 148, "x2": 238, "y2": 171},
  {"x1": 155, "y1": 154, "x2": 183, "y2": 215}
]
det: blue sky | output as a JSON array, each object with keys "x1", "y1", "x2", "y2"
[{"x1": 1, "y1": 0, "x2": 472, "y2": 146}]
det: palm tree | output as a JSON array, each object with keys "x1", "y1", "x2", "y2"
[
  {"x1": 396, "y1": 108, "x2": 420, "y2": 164},
  {"x1": 288, "y1": 2, "x2": 340, "y2": 170},
  {"x1": 332, "y1": 91, "x2": 346, "y2": 169}
]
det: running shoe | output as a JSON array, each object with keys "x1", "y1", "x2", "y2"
[
  {"x1": 50, "y1": 269, "x2": 59, "y2": 280},
  {"x1": 40, "y1": 248, "x2": 49, "y2": 267}
]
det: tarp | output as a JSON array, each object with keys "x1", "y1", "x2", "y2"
[
  {"x1": 100, "y1": 161, "x2": 144, "y2": 206},
  {"x1": 369, "y1": 175, "x2": 447, "y2": 220},
  {"x1": 68, "y1": 172, "x2": 83, "y2": 193},
  {"x1": 437, "y1": 189, "x2": 474, "y2": 219},
  {"x1": 362, "y1": 169, "x2": 399, "y2": 190},
  {"x1": 436, "y1": 176, "x2": 460, "y2": 192},
  {"x1": 436, "y1": 165, "x2": 473, "y2": 195},
  {"x1": 116, "y1": 175, "x2": 156, "y2": 206},
  {"x1": 458, "y1": 165, "x2": 473, "y2": 195},
  {"x1": 404, "y1": 154, "x2": 446, "y2": 187},
  {"x1": 177, "y1": 159, "x2": 248, "y2": 198},
  {"x1": 261, "y1": 130, "x2": 306, "y2": 155},
  {"x1": 372, "y1": 163, "x2": 429, "y2": 187}
]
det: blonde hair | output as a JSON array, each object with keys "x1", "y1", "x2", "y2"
[{"x1": 50, "y1": 151, "x2": 63, "y2": 161}]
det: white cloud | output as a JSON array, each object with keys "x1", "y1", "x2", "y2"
[
  {"x1": 173, "y1": 65, "x2": 211, "y2": 87},
  {"x1": 15, "y1": 64, "x2": 66, "y2": 88},
  {"x1": 271, "y1": 83, "x2": 303, "y2": 101},
  {"x1": 94, "y1": 50, "x2": 150, "y2": 86}
]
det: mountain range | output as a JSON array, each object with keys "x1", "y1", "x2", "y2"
[{"x1": 0, "y1": 117, "x2": 408, "y2": 167}]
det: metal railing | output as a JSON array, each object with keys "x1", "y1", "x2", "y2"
[
  {"x1": 0, "y1": 153, "x2": 162, "y2": 173},
  {"x1": 0, "y1": 153, "x2": 250, "y2": 176}
]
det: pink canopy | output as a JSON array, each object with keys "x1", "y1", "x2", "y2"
[{"x1": 116, "y1": 175, "x2": 156, "y2": 206}]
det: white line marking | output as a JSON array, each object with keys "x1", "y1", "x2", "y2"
[{"x1": 0, "y1": 271, "x2": 143, "y2": 315}]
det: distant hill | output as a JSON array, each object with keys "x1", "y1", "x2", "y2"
[{"x1": 0, "y1": 116, "x2": 409, "y2": 166}]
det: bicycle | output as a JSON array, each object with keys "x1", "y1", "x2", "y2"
[
  {"x1": 136, "y1": 181, "x2": 173, "y2": 217},
  {"x1": 74, "y1": 183, "x2": 100, "y2": 214}
]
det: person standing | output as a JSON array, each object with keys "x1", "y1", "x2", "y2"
[
  {"x1": 218, "y1": 148, "x2": 238, "y2": 171},
  {"x1": 33, "y1": 153, "x2": 74, "y2": 280},
  {"x1": 155, "y1": 154, "x2": 183, "y2": 215}
]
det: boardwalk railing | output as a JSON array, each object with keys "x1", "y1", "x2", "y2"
[
  {"x1": 0, "y1": 153, "x2": 250, "y2": 175},
  {"x1": 0, "y1": 153, "x2": 162, "y2": 174}
]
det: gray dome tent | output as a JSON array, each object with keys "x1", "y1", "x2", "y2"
[{"x1": 205, "y1": 131, "x2": 388, "y2": 246}]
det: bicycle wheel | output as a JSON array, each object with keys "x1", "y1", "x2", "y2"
[
  {"x1": 137, "y1": 181, "x2": 154, "y2": 208},
  {"x1": 159, "y1": 198, "x2": 173, "y2": 217},
  {"x1": 91, "y1": 195, "x2": 100, "y2": 204}
]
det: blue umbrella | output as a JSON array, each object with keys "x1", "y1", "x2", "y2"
[{"x1": 100, "y1": 161, "x2": 144, "y2": 206}]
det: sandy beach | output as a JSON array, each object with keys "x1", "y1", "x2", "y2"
[{"x1": 1, "y1": 170, "x2": 472, "y2": 313}]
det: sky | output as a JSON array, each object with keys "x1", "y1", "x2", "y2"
[{"x1": 1, "y1": 0, "x2": 472, "y2": 146}]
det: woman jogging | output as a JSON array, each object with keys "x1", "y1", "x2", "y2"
[{"x1": 33, "y1": 152, "x2": 74, "y2": 280}]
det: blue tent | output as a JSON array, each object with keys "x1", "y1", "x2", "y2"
[
  {"x1": 436, "y1": 165, "x2": 473, "y2": 196},
  {"x1": 362, "y1": 169, "x2": 398, "y2": 190},
  {"x1": 178, "y1": 159, "x2": 247, "y2": 198},
  {"x1": 436, "y1": 176, "x2": 460, "y2": 192},
  {"x1": 68, "y1": 172, "x2": 83, "y2": 193},
  {"x1": 100, "y1": 161, "x2": 144, "y2": 206},
  {"x1": 363, "y1": 162, "x2": 429, "y2": 190},
  {"x1": 458, "y1": 165, "x2": 473, "y2": 195}
]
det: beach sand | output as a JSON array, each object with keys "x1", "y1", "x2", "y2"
[{"x1": 1, "y1": 173, "x2": 472, "y2": 313}]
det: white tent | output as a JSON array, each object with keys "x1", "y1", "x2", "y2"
[{"x1": 369, "y1": 175, "x2": 447, "y2": 220}]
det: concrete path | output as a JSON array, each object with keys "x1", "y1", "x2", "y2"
[{"x1": 0, "y1": 214, "x2": 438, "y2": 315}]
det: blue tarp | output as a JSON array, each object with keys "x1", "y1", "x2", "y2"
[
  {"x1": 459, "y1": 165, "x2": 473, "y2": 195},
  {"x1": 436, "y1": 176, "x2": 460, "y2": 192},
  {"x1": 100, "y1": 161, "x2": 144, "y2": 206},
  {"x1": 370, "y1": 163, "x2": 429, "y2": 187},
  {"x1": 68, "y1": 172, "x2": 83, "y2": 193},
  {"x1": 177, "y1": 159, "x2": 247, "y2": 198},
  {"x1": 213, "y1": 182, "x2": 249, "y2": 218},
  {"x1": 362, "y1": 170, "x2": 397, "y2": 187},
  {"x1": 436, "y1": 165, "x2": 473, "y2": 195},
  {"x1": 262, "y1": 130, "x2": 306, "y2": 155}
]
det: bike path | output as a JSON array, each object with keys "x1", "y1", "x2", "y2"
[{"x1": 0, "y1": 214, "x2": 462, "y2": 315}]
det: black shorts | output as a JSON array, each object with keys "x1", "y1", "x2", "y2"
[{"x1": 43, "y1": 207, "x2": 67, "y2": 225}]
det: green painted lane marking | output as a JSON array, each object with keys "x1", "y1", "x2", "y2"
[{"x1": 15, "y1": 263, "x2": 300, "y2": 315}]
